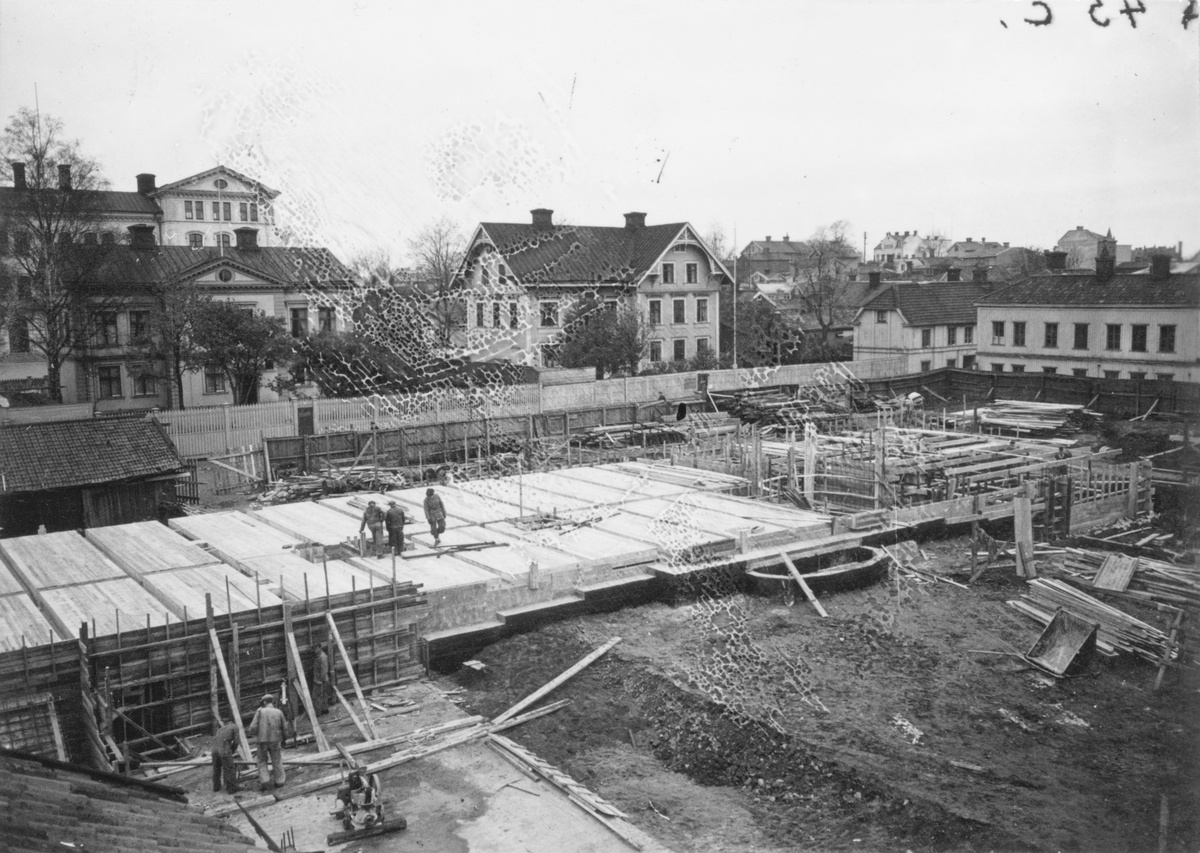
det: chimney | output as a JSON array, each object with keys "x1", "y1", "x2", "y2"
[
  {"x1": 136, "y1": 173, "x2": 156, "y2": 195},
  {"x1": 531, "y1": 208, "x2": 554, "y2": 229},
  {"x1": 868, "y1": 271, "x2": 882, "y2": 287},
  {"x1": 623, "y1": 211, "x2": 646, "y2": 232},
  {"x1": 1045, "y1": 250, "x2": 1068, "y2": 271},
  {"x1": 127, "y1": 224, "x2": 156, "y2": 250},
  {"x1": 972, "y1": 267, "x2": 988, "y2": 283},
  {"x1": 1076, "y1": 226, "x2": 1084, "y2": 230},
  {"x1": 1150, "y1": 254, "x2": 1172, "y2": 280},
  {"x1": 58, "y1": 164, "x2": 72, "y2": 191},
  {"x1": 783, "y1": 233, "x2": 789, "y2": 242},
  {"x1": 1003, "y1": 242, "x2": 1010, "y2": 248},
  {"x1": 947, "y1": 268, "x2": 962, "y2": 282},
  {"x1": 10, "y1": 162, "x2": 26, "y2": 189},
  {"x1": 234, "y1": 227, "x2": 259, "y2": 250},
  {"x1": 1095, "y1": 237, "x2": 1115, "y2": 282},
  {"x1": 965, "y1": 237, "x2": 973, "y2": 243},
  {"x1": 765, "y1": 235, "x2": 772, "y2": 242}
]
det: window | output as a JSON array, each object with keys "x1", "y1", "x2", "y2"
[
  {"x1": 1106, "y1": 324, "x2": 1121, "y2": 351},
  {"x1": 947, "y1": 326, "x2": 957, "y2": 346},
  {"x1": 876, "y1": 310, "x2": 887, "y2": 324},
  {"x1": 920, "y1": 328, "x2": 932, "y2": 348},
  {"x1": 0, "y1": 229, "x2": 6, "y2": 254},
  {"x1": 249, "y1": 204, "x2": 258, "y2": 222},
  {"x1": 1072, "y1": 368, "x2": 1088, "y2": 377},
  {"x1": 8, "y1": 320, "x2": 30, "y2": 353},
  {"x1": 649, "y1": 341, "x2": 662, "y2": 362},
  {"x1": 673, "y1": 244, "x2": 687, "y2": 252},
  {"x1": 218, "y1": 268, "x2": 233, "y2": 282},
  {"x1": 509, "y1": 301, "x2": 519, "y2": 329},
  {"x1": 696, "y1": 337, "x2": 710, "y2": 353},
  {"x1": 991, "y1": 321, "x2": 1005, "y2": 344},
  {"x1": 1011, "y1": 365, "x2": 1025, "y2": 373},
  {"x1": 222, "y1": 202, "x2": 231, "y2": 221},
  {"x1": 100, "y1": 232, "x2": 115, "y2": 245},
  {"x1": 481, "y1": 264, "x2": 490, "y2": 287},
  {"x1": 194, "y1": 201, "x2": 204, "y2": 220},
  {"x1": 290, "y1": 307, "x2": 308, "y2": 337},
  {"x1": 204, "y1": 367, "x2": 226, "y2": 394},
  {"x1": 696, "y1": 298, "x2": 708, "y2": 323},
  {"x1": 493, "y1": 302, "x2": 503, "y2": 327},
  {"x1": 961, "y1": 354, "x2": 976, "y2": 370},
  {"x1": 214, "y1": 179, "x2": 228, "y2": 189},
  {"x1": 604, "y1": 300, "x2": 618, "y2": 313},
  {"x1": 1159, "y1": 325, "x2": 1176, "y2": 353},
  {"x1": 98, "y1": 366, "x2": 122, "y2": 399},
  {"x1": 964, "y1": 325, "x2": 974, "y2": 344},
  {"x1": 318, "y1": 307, "x2": 334, "y2": 333},
  {"x1": 217, "y1": 233, "x2": 231, "y2": 248},
  {"x1": 82, "y1": 232, "x2": 97, "y2": 245},
  {"x1": 992, "y1": 364, "x2": 1004, "y2": 373},
  {"x1": 1013, "y1": 321, "x2": 1026, "y2": 347},
  {"x1": 240, "y1": 203, "x2": 248, "y2": 221},
  {"x1": 1073, "y1": 323, "x2": 1088, "y2": 350},
  {"x1": 96, "y1": 312, "x2": 119, "y2": 346},
  {"x1": 129, "y1": 310, "x2": 150, "y2": 343},
  {"x1": 188, "y1": 233, "x2": 203, "y2": 249},
  {"x1": 649, "y1": 299, "x2": 662, "y2": 326},
  {"x1": 685, "y1": 263, "x2": 698, "y2": 284},
  {"x1": 1104, "y1": 370, "x2": 1120, "y2": 379},
  {"x1": 920, "y1": 360, "x2": 932, "y2": 372},
  {"x1": 1131, "y1": 324, "x2": 1147, "y2": 352},
  {"x1": 185, "y1": 200, "x2": 194, "y2": 220},
  {"x1": 661, "y1": 263, "x2": 675, "y2": 284},
  {"x1": 1043, "y1": 322, "x2": 1058, "y2": 349},
  {"x1": 132, "y1": 373, "x2": 157, "y2": 397},
  {"x1": 212, "y1": 202, "x2": 221, "y2": 220},
  {"x1": 1043, "y1": 367, "x2": 1057, "y2": 374},
  {"x1": 673, "y1": 339, "x2": 686, "y2": 362},
  {"x1": 946, "y1": 357, "x2": 957, "y2": 368},
  {"x1": 1129, "y1": 371, "x2": 1146, "y2": 380},
  {"x1": 673, "y1": 299, "x2": 686, "y2": 324},
  {"x1": 1158, "y1": 373, "x2": 1174, "y2": 381},
  {"x1": 498, "y1": 263, "x2": 507, "y2": 280},
  {"x1": 540, "y1": 301, "x2": 558, "y2": 327},
  {"x1": 476, "y1": 302, "x2": 484, "y2": 327}
]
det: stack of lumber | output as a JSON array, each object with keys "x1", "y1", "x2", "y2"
[
  {"x1": 574, "y1": 421, "x2": 685, "y2": 448},
  {"x1": 969, "y1": 400, "x2": 1086, "y2": 434},
  {"x1": 1009, "y1": 577, "x2": 1175, "y2": 665},
  {"x1": 258, "y1": 466, "x2": 407, "y2": 505},
  {"x1": 1050, "y1": 548, "x2": 1200, "y2": 612}
]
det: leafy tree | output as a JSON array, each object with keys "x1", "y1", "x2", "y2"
[
  {"x1": 141, "y1": 278, "x2": 212, "y2": 409},
  {"x1": 191, "y1": 301, "x2": 292, "y2": 404},
  {"x1": 283, "y1": 330, "x2": 418, "y2": 397},
  {"x1": 720, "y1": 295, "x2": 806, "y2": 367},
  {"x1": 793, "y1": 220, "x2": 859, "y2": 350},
  {"x1": 0, "y1": 107, "x2": 114, "y2": 402},
  {"x1": 406, "y1": 216, "x2": 467, "y2": 346},
  {"x1": 556, "y1": 295, "x2": 650, "y2": 379}
]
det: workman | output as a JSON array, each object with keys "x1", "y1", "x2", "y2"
[
  {"x1": 359, "y1": 500, "x2": 386, "y2": 558},
  {"x1": 385, "y1": 500, "x2": 407, "y2": 556},
  {"x1": 312, "y1": 646, "x2": 331, "y2": 715},
  {"x1": 423, "y1": 488, "x2": 446, "y2": 547},
  {"x1": 249, "y1": 694, "x2": 287, "y2": 791},
  {"x1": 210, "y1": 720, "x2": 242, "y2": 794}
]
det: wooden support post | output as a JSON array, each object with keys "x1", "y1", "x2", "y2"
[
  {"x1": 205, "y1": 595, "x2": 222, "y2": 726},
  {"x1": 207, "y1": 627, "x2": 253, "y2": 762},
  {"x1": 324, "y1": 612, "x2": 378, "y2": 740},
  {"x1": 803, "y1": 423, "x2": 816, "y2": 505},
  {"x1": 333, "y1": 686, "x2": 372, "y2": 741},
  {"x1": 780, "y1": 551, "x2": 828, "y2": 618},
  {"x1": 1013, "y1": 496, "x2": 1034, "y2": 577},
  {"x1": 285, "y1": 622, "x2": 330, "y2": 752},
  {"x1": 1154, "y1": 610, "x2": 1184, "y2": 692},
  {"x1": 969, "y1": 495, "x2": 980, "y2": 579},
  {"x1": 1126, "y1": 462, "x2": 1140, "y2": 518},
  {"x1": 230, "y1": 622, "x2": 241, "y2": 704},
  {"x1": 493, "y1": 637, "x2": 622, "y2": 725}
]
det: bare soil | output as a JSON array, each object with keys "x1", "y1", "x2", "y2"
[{"x1": 440, "y1": 536, "x2": 1200, "y2": 852}]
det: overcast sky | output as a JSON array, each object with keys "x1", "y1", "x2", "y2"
[{"x1": 1, "y1": 0, "x2": 1197, "y2": 263}]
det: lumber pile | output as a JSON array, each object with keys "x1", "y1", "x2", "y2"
[
  {"x1": 954, "y1": 400, "x2": 1092, "y2": 435},
  {"x1": 257, "y1": 466, "x2": 408, "y2": 505},
  {"x1": 1008, "y1": 577, "x2": 1176, "y2": 665},
  {"x1": 574, "y1": 421, "x2": 686, "y2": 449},
  {"x1": 1049, "y1": 548, "x2": 1200, "y2": 612}
]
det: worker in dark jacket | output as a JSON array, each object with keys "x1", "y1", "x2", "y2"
[
  {"x1": 249, "y1": 694, "x2": 287, "y2": 791},
  {"x1": 210, "y1": 720, "x2": 242, "y2": 794},
  {"x1": 385, "y1": 501, "x2": 407, "y2": 555},
  {"x1": 359, "y1": 500, "x2": 385, "y2": 557},
  {"x1": 423, "y1": 488, "x2": 446, "y2": 547}
]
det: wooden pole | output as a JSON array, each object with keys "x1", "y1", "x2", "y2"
[
  {"x1": 208, "y1": 627, "x2": 252, "y2": 761},
  {"x1": 324, "y1": 612, "x2": 378, "y2": 739},
  {"x1": 493, "y1": 637, "x2": 622, "y2": 724},
  {"x1": 333, "y1": 686, "x2": 372, "y2": 741},
  {"x1": 205, "y1": 594, "x2": 221, "y2": 726},
  {"x1": 285, "y1": 624, "x2": 330, "y2": 752},
  {"x1": 780, "y1": 551, "x2": 828, "y2": 618}
]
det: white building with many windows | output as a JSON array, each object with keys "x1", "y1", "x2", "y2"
[{"x1": 851, "y1": 280, "x2": 987, "y2": 373}]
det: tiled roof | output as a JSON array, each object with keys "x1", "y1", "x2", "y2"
[
  {"x1": 0, "y1": 749, "x2": 255, "y2": 852},
  {"x1": 478, "y1": 221, "x2": 718, "y2": 285},
  {"x1": 0, "y1": 187, "x2": 161, "y2": 216},
  {"x1": 76, "y1": 245, "x2": 352, "y2": 289},
  {"x1": 976, "y1": 271, "x2": 1200, "y2": 307},
  {"x1": 0, "y1": 416, "x2": 183, "y2": 494},
  {"x1": 858, "y1": 281, "x2": 991, "y2": 326}
]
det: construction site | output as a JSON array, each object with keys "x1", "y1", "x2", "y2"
[{"x1": 1, "y1": 378, "x2": 1198, "y2": 853}]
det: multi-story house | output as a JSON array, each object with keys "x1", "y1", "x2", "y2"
[
  {"x1": 1055, "y1": 226, "x2": 1131, "y2": 268},
  {"x1": 975, "y1": 251, "x2": 1198, "y2": 381},
  {"x1": 851, "y1": 278, "x2": 988, "y2": 373},
  {"x1": 872, "y1": 231, "x2": 952, "y2": 270},
  {"x1": 458, "y1": 209, "x2": 729, "y2": 369},
  {"x1": 738, "y1": 234, "x2": 860, "y2": 285}
]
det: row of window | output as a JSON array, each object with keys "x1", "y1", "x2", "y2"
[
  {"x1": 988, "y1": 364, "x2": 1175, "y2": 380},
  {"x1": 77, "y1": 306, "x2": 332, "y2": 347},
  {"x1": 990, "y1": 321, "x2": 1175, "y2": 353},
  {"x1": 919, "y1": 355, "x2": 977, "y2": 371},
  {"x1": 188, "y1": 232, "x2": 237, "y2": 249},
  {"x1": 649, "y1": 297, "x2": 709, "y2": 326},
  {"x1": 507, "y1": 298, "x2": 713, "y2": 330},
  {"x1": 660, "y1": 262, "x2": 699, "y2": 285},
  {"x1": 289, "y1": 307, "x2": 335, "y2": 337},
  {"x1": 2, "y1": 231, "x2": 120, "y2": 253},
  {"x1": 917, "y1": 324, "x2": 976, "y2": 348},
  {"x1": 94, "y1": 364, "x2": 232, "y2": 399},
  {"x1": 476, "y1": 300, "x2": 522, "y2": 329},
  {"x1": 647, "y1": 338, "x2": 710, "y2": 363},
  {"x1": 183, "y1": 200, "x2": 260, "y2": 222}
]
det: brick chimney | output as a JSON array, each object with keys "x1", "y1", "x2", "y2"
[
  {"x1": 765, "y1": 235, "x2": 772, "y2": 242},
  {"x1": 1149, "y1": 254, "x2": 1172, "y2": 280},
  {"x1": 10, "y1": 162, "x2": 26, "y2": 189},
  {"x1": 946, "y1": 268, "x2": 962, "y2": 282},
  {"x1": 127, "y1": 224, "x2": 156, "y2": 250},
  {"x1": 623, "y1": 212, "x2": 646, "y2": 232},
  {"x1": 1044, "y1": 250, "x2": 1068, "y2": 271},
  {"x1": 531, "y1": 208, "x2": 554, "y2": 229},
  {"x1": 868, "y1": 271, "x2": 881, "y2": 287},
  {"x1": 136, "y1": 173, "x2": 156, "y2": 195},
  {"x1": 972, "y1": 267, "x2": 988, "y2": 283},
  {"x1": 234, "y1": 227, "x2": 259, "y2": 250},
  {"x1": 58, "y1": 164, "x2": 72, "y2": 191}
]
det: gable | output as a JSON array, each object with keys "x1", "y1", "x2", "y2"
[{"x1": 153, "y1": 166, "x2": 280, "y2": 199}]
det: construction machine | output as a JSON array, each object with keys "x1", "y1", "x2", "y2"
[{"x1": 327, "y1": 743, "x2": 407, "y2": 845}]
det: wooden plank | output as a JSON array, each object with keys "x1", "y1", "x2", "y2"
[
  {"x1": 325, "y1": 611, "x2": 378, "y2": 739},
  {"x1": 780, "y1": 551, "x2": 828, "y2": 618},
  {"x1": 209, "y1": 627, "x2": 252, "y2": 761},
  {"x1": 46, "y1": 695, "x2": 67, "y2": 761},
  {"x1": 493, "y1": 637, "x2": 622, "y2": 724},
  {"x1": 1013, "y1": 497, "x2": 1034, "y2": 578},
  {"x1": 85, "y1": 522, "x2": 221, "y2": 576},
  {"x1": 332, "y1": 685, "x2": 371, "y2": 740},
  {"x1": 0, "y1": 531, "x2": 127, "y2": 589},
  {"x1": 284, "y1": 623, "x2": 330, "y2": 752},
  {"x1": 0, "y1": 594, "x2": 54, "y2": 652},
  {"x1": 1093, "y1": 554, "x2": 1138, "y2": 592}
]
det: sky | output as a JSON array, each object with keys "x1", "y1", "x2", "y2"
[{"x1": 1, "y1": 0, "x2": 1197, "y2": 264}]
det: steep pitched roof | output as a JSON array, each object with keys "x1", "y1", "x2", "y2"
[
  {"x1": 0, "y1": 187, "x2": 161, "y2": 217},
  {"x1": 857, "y1": 281, "x2": 991, "y2": 326},
  {"x1": 77, "y1": 245, "x2": 352, "y2": 289},
  {"x1": 977, "y1": 271, "x2": 1200, "y2": 307},
  {"x1": 477, "y1": 221, "x2": 729, "y2": 286},
  {"x1": 0, "y1": 416, "x2": 183, "y2": 494},
  {"x1": 0, "y1": 749, "x2": 255, "y2": 853}
]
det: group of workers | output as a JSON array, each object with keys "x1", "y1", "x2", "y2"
[{"x1": 359, "y1": 488, "x2": 447, "y2": 557}]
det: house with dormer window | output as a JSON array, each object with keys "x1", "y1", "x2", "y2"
[{"x1": 457, "y1": 209, "x2": 731, "y2": 369}]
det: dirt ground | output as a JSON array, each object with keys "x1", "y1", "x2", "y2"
[{"x1": 440, "y1": 535, "x2": 1199, "y2": 853}]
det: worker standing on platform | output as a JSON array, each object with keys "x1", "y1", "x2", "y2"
[
  {"x1": 359, "y1": 500, "x2": 385, "y2": 558},
  {"x1": 249, "y1": 694, "x2": 286, "y2": 792},
  {"x1": 424, "y1": 488, "x2": 446, "y2": 547},
  {"x1": 210, "y1": 720, "x2": 242, "y2": 794},
  {"x1": 385, "y1": 500, "x2": 407, "y2": 555}
]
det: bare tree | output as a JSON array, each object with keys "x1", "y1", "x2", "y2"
[
  {"x1": 703, "y1": 222, "x2": 731, "y2": 262},
  {"x1": 144, "y1": 277, "x2": 213, "y2": 409},
  {"x1": 793, "y1": 220, "x2": 858, "y2": 354},
  {"x1": 1, "y1": 107, "x2": 113, "y2": 402},
  {"x1": 406, "y1": 216, "x2": 467, "y2": 346}
]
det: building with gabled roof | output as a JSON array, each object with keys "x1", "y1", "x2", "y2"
[
  {"x1": 851, "y1": 280, "x2": 990, "y2": 373},
  {"x1": 459, "y1": 209, "x2": 732, "y2": 368}
]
